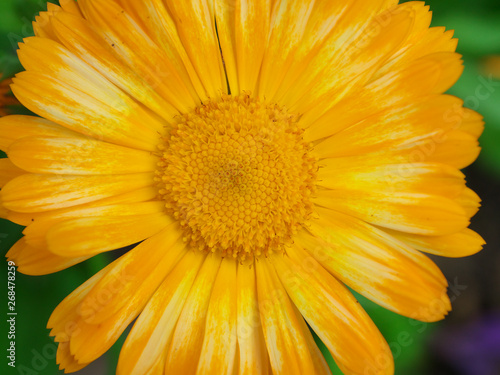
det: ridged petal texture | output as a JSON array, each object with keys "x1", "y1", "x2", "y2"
[{"x1": 0, "y1": 0, "x2": 484, "y2": 374}]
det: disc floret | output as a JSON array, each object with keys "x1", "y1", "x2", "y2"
[{"x1": 155, "y1": 94, "x2": 317, "y2": 261}]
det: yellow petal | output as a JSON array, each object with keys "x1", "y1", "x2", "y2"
[
  {"x1": 51, "y1": 10, "x2": 183, "y2": 120},
  {"x1": 0, "y1": 158, "x2": 25, "y2": 188},
  {"x1": 456, "y1": 187, "x2": 482, "y2": 218},
  {"x1": 48, "y1": 267, "x2": 108, "y2": 342},
  {"x1": 213, "y1": 0, "x2": 240, "y2": 95},
  {"x1": 7, "y1": 186, "x2": 158, "y2": 226},
  {"x1": 32, "y1": 4, "x2": 61, "y2": 40},
  {"x1": 318, "y1": 162, "x2": 466, "y2": 199},
  {"x1": 6, "y1": 238, "x2": 91, "y2": 276},
  {"x1": 291, "y1": 304, "x2": 332, "y2": 375},
  {"x1": 313, "y1": 95, "x2": 471, "y2": 158},
  {"x1": 74, "y1": 0, "x2": 200, "y2": 112},
  {"x1": 163, "y1": 0, "x2": 227, "y2": 98},
  {"x1": 236, "y1": 263, "x2": 271, "y2": 375},
  {"x1": 197, "y1": 259, "x2": 238, "y2": 375},
  {"x1": 262, "y1": 0, "x2": 352, "y2": 100},
  {"x1": 69, "y1": 303, "x2": 133, "y2": 364},
  {"x1": 216, "y1": 0, "x2": 272, "y2": 93},
  {"x1": 257, "y1": 0, "x2": 316, "y2": 99},
  {"x1": 460, "y1": 107, "x2": 485, "y2": 138},
  {"x1": 307, "y1": 52, "x2": 464, "y2": 141},
  {"x1": 110, "y1": 0, "x2": 208, "y2": 101},
  {"x1": 422, "y1": 130, "x2": 481, "y2": 169},
  {"x1": 59, "y1": 0, "x2": 83, "y2": 16},
  {"x1": 164, "y1": 253, "x2": 223, "y2": 374},
  {"x1": 1, "y1": 173, "x2": 154, "y2": 213},
  {"x1": 79, "y1": 224, "x2": 185, "y2": 324},
  {"x1": 313, "y1": 188, "x2": 469, "y2": 236},
  {"x1": 255, "y1": 258, "x2": 317, "y2": 375},
  {"x1": 117, "y1": 251, "x2": 206, "y2": 375},
  {"x1": 269, "y1": 0, "x2": 398, "y2": 105},
  {"x1": 65, "y1": 229, "x2": 187, "y2": 364},
  {"x1": 372, "y1": 2, "x2": 458, "y2": 80},
  {"x1": 18, "y1": 35, "x2": 170, "y2": 131},
  {"x1": 11, "y1": 71, "x2": 162, "y2": 152},
  {"x1": 56, "y1": 342, "x2": 88, "y2": 373},
  {"x1": 8, "y1": 136, "x2": 158, "y2": 175},
  {"x1": 22, "y1": 201, "x2": 166, "y2": 249},
  {"x1": 46, "y1": 212, "x2": 172, "y2": 257},
  {"x1": 272, "y1": 245, "x2": 394, "y2": 375},
  {"x1": 304, "y1": 207, "x2": 451, "y2": 321},
  {"x1": 0, "y1": 115, "x2": 82, "y2": 151},
  {"x1": 387, "y1": 228, "x2": 485, "y2": 258},
  {"x1": 281, "y1": 1, "x2": 409, "y2": 121}
]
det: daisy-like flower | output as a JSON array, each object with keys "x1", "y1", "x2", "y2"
[{"x1": 0, "y1": 0, "x2": 485, "y2": 374}]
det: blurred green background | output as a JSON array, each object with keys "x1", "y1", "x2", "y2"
[{"x1": 1, "y1": 1, "x2": 499, "y2": 374}]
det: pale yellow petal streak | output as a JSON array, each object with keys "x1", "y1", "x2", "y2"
[
  {"x1": 290, "y1": 304, "x2": 332, "y2": 375},
  {"x1": 272, "y1": 246, "x2": 394, "y2": 375},
  {"x1": 11, "y1": 72, "x2": 160, "y2": 152},
  {"x1": 57, "y1": 229, "x2": 187, "y2": 365},
  {"x1": 51, "y1": 11, "x2": 184, "y2": 120},
  {"x1": 78, "y1": 225, "x2": 185, "y2": 325},
  {"x1": 257, "y1": 0, "x2": 316, "y2": 99},
  {"x1": 164, "y1": 253, "x2": 223, "y2": 374},
  {"x1": 317, "y1": 162, "x2": 466, "y2": 199},
  {"x1": 16, "y1": 37, "x2": 166, "y2": 151},
  {"x1": 313, "y1": 188, "x2": 469, "y2": 236},
  {"x1": 46, "y1": 212, "x2": 171, "y2": 257},
  {"x1": 235, "y1": 0, "x2": 272, "y2": 93},
  {"x1": 23, "y1": 201, "x2": 165, "y2": 250},
  {"x1": 306, "y1": 53, "x2": 463, "y2": 142},
  {"x1": 313, "y1": 95, "x2": 469, "y2": 158},
  {"x1": 1, "y1": 173, "x2": 155, "y2": 213},
  {"x1": 117, "y1": 251, "x2": 206, "y2": 375},
  {"x1": 288, "y1": 5, "x2": 414, "y2": 126},
  {"x1": 77, "y1": 0, "x2": 198, "y2": 113},
  {"x1": 255, "y1": 258, "x2": 316, "y2": 375},
  {"x1": 165, "y1": 0, "x2": 227, "y2": 98},
  {"x1": 196, "y1": 259, "x2": 238, "y2": 375},
  {"x1": 267, "y1": 0, "x2": 353, "y2": 102},
  {"x1": 7, "y1": 187, "x2": 159, "y2": 226},
  {"x1": 0, "y1": 115, "x2": 82, "y2": 152},
  {"x1": 8, "y1": 136, "x2": 158, "y2": 175},
  {"x1": 113, "y1": 0, "x2": 209, "y2": 102},
  {"x1": 236, "y1": 263, "x2": 270, "y2": 375},
  {"x1": 303, "y1": 207, "x2": 452, "y2": 321}
]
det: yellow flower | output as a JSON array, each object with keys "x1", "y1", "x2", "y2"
[{"x1": 0, "y1": 0, "x2": 484, "y2": 374}]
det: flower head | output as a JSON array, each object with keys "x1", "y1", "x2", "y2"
[{"x1": 0, "y1": 0, "x2": 484, "y2": 374}]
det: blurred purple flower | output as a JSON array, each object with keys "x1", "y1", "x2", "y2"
[{"x1": 432, "y1": 313, "x2": 500, "y2": 375}]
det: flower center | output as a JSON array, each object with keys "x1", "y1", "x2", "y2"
[{"x1": 155, "y1": 94, "x2": 317, "y2": 261}]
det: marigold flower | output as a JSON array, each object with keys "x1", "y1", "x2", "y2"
[{"x1": 0, "y1": 0, "x2": 484, "y2": 374}]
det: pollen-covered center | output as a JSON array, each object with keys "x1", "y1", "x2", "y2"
[{"x1": 155, "y1": 94, "x2": 317, "y2": 261}]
